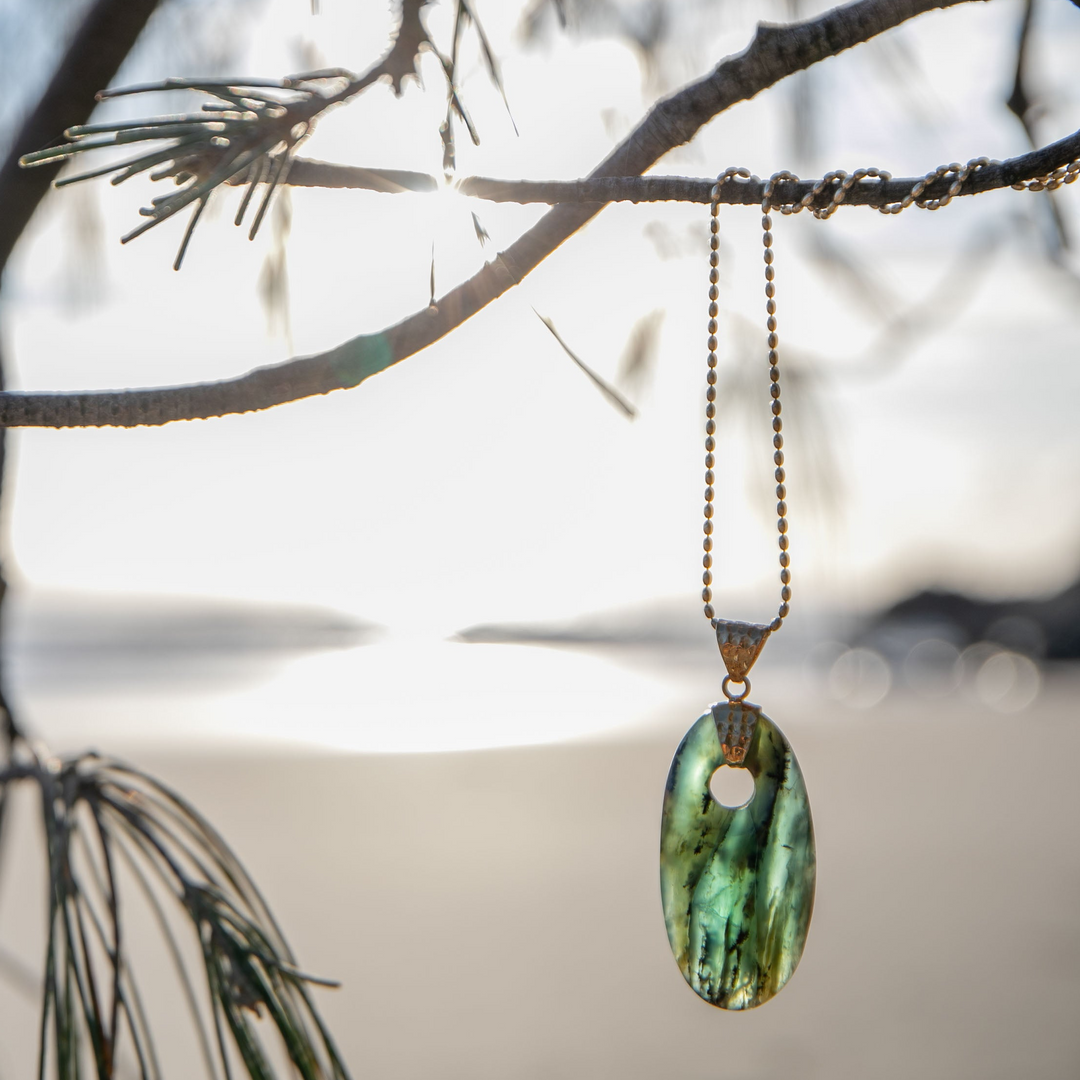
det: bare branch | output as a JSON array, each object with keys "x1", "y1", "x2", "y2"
[
  {"x1": 1006, "y1": 0, "x2": 1036, "y2": 134},
  {"x1": 0, "y1": 0, "x2": 166, "y2": 270},
  {"x1": 458, "y1": 132, "x2": 1080, "y2": 206},
  {"x1": 0, "y1": 0, "x2": 988, "y2": 429}
]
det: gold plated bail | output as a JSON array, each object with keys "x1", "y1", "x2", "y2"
[
  {"x1": 712, "y1": 619, "x2": 772, "y2": 683},
  {"x1": 711, "y1": 700, "x2": 759, "y2": 765}
]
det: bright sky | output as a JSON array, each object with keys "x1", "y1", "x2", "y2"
[{"x1": 4, "y1": 0, "x2": 1080, "y2": 643}]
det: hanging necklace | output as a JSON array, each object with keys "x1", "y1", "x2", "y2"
[{"x1": 659, "y1": 169, "x2": 816, "y2": 1011}]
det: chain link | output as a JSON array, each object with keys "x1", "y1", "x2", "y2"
[
  {"x1": 1012, "y1": 159, "x2": 1080, "y2": 192},
  {"x1": 877, "y1": 157, "x2": 991, "y2": 213}
]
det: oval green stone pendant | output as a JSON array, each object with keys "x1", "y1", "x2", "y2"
[{"x1": 660, "y1": 700, "x2": 815, "y2": 1009}]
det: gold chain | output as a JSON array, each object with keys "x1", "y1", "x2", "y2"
[
  {"x1": 1012, "y1": 160, "x2": 1080, "y2": 192},
  {"x1": 702, "y1": 168, "x2": 792, "y2": 631},
  {"x1": 699, "y1": 152, "x2": 1069, "y2": 631}
]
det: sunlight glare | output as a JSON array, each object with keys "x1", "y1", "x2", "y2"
[{"x1": 208, "y1": 636, "x2": 676, "y2": 753}]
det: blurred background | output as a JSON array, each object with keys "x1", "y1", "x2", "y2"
[{"x1": 0, "y1": 0, "x2": 1078, "y2": 1077}]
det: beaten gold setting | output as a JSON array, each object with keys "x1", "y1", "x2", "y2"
[
  {"x1": 712, "y1": 701, "x2": 757, "y2": 764},
  {"x1": 713, "y1": 619, "x2": 773, "y2": 683}
]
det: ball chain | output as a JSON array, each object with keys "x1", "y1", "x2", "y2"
[
  {"x1": 1012, "y1": 159, "x2": 1080, "y2": 192},
  {"x1": 701, "y1": 153, "x2": 1079, "y2": 633},
  {"x1": 702, "y1": 168, "x2": 746, "y2": 624},
  {"x1": 701, "y1": 167, "x2": 790, "y2": 631},
  {"x1": 760, "y1": 171, "x2": 794, "y2": 632}
]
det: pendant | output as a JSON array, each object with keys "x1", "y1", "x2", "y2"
[{"x1": 660, "y1": 620, "x2": 815, "y2": 1009}]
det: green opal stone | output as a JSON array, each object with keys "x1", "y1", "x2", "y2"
[{"x1": 660, "y1": 703, "x2": 815, "y2": 1009}]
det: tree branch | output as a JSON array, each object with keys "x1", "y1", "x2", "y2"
[
  {"x1": 285, "y1": 127, "x2": 1080, "y2": 206},
  {"x1": 0, "y1": 0, "x2": 987, "y2": 429},
  {"x1": 0, "y1": 0, "x2": 165, "y2": 269},
  {"x1": 0, "y1": 0, "x2": 166, "y2": 752}
]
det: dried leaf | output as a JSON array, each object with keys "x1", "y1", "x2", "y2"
[
  {"x1": 534, "y1": 310, "x2": 636, "y2": 418},
  {"x1": 460, "y1": 0, "x2": 518, "y2": 134},
  {"x1": 471, "y1": 211, "x2": 490, "y2": 246}
]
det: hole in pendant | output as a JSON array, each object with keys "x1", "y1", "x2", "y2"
[{"x1": 709, "y1": 766, "x2": 755, "y2": 809}]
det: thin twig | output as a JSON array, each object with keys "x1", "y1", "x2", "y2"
[{"x1": 275, "y1": 159, "x2": 438, "y2": 193}]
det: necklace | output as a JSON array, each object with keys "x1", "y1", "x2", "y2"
[{"x1": 659, "y1": 169, "x2": 816, "y2": 1010}]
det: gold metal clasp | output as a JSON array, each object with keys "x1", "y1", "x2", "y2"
[
  {"x1": 711, "y1": 701, "x2": 758, "y2": 765},
  {"x1": 712, "y1": 619, "x2": 772, "y2": 683}
]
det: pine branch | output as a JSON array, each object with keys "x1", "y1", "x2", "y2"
[
  {"x1": 0, "y1": 0, "x2": 988, "y2": 429},
  {"x1": 1, "y1": 752, "x2": 350, "y2": 1080},
  {"x1": 20, "y1": 73, "x2": 364, "y2": 270},
  {"x1": 14, "y1": 1, "x2": 438, "y2": 269}
]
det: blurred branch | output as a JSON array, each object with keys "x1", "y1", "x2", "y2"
[
  {"x1": 1005, "y1": 0, "x2": 1036, "y2": 136},
  {"x1": 0, "y1": 0, "x2": 992, "y2": 428},
  {"x1": 285, "y1": 160, "x2": 437, "y2": 192},
  {"x1": 0, "y1": 0, "x2": 165, "y2": 269},
  {"x1": 1005, "y1": 0, "x2": 1070, "y2": 249},
  {"x1": 0, "y1": 0, "x2": 166, "y2": 753},
  {"x1": 860, "y1": 224, "x2": 1004, "y2": 371}
]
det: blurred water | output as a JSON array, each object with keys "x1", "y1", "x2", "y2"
[
  {"x1": 3, "y1": 657, "x2": 1079, "y2": 1080},
  {"x1": 3, "y1": 589, "x2": 1079, "y2": 1079},
  {"x1": 9, "y1": 589, "x2": 1071, "y2": 754}
]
